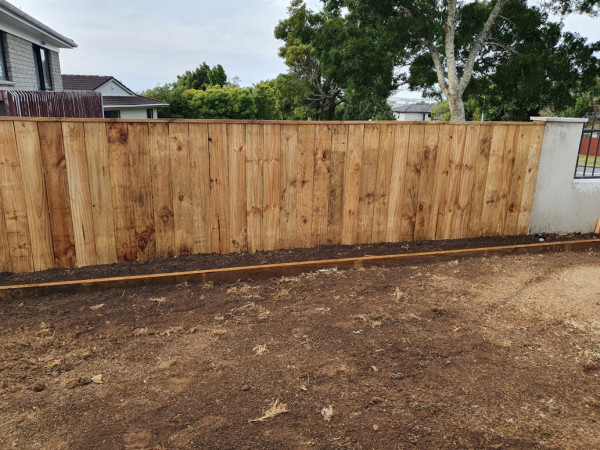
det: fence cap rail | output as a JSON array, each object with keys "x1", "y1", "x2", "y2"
[
  {"x1": 0, "y1": 116, "x2": 544, "y2": 126},
  {"x1": 531, "y1": 116, "x2": 588, "y2": 124}
]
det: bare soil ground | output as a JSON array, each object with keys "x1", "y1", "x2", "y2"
[{"x1": 1, "y1": 250, "x2": 600, "y2": 449}]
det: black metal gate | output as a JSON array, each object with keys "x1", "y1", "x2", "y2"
[{"x1": 575, "y1": 114, "x2": 600, "y2": 179}]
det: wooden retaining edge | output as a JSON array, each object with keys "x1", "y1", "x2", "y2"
[{"x1": 1, "y1": 239, "x2": 599, "y2": 300}]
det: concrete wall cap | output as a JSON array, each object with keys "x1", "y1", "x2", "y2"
[{"x1": 530, "y1": 116, "x2": 588, "y2": 123}]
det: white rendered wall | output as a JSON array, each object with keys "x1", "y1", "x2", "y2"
[
  {"x1": 397, "y1": 112, "x2": 430, "y2": 121},
  {"x1": 96, "y1": 80, "x2": 132, "y2": 96},
  {"x1": 104, "y1": 108, "x2": 154, "y2": 119},
  {"x1": 529, "y1": 117, "x2": 600, "y2": 234}
]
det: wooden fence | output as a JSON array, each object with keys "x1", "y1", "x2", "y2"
[{"x1": 0, "y1": 118, "x2": 545, "y2": 273}]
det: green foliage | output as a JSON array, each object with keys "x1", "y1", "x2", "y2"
[
  {"x1": 307, "y1": 0, "x2": 600, "y2": 120},
  {"x1": 144, "y1": 84, "x2": 193, "y2": 119},
  {"x1": 460, "y1": 2, "x2": 600, "y2": 120},
  {"x1": 175, "y1": 62, "x2": 227, "y2": 90},
  {"x1": 335, "y1": 91, "x2": 395, "y2": 120},
  {"x1": 562, "y1": 78, "x2": 600, "y2": 118},
  {"x1": 144, "y1": 45, "x2": 397, "y2": 121},
  {"x1": 186, "y1": 85, "x2": 257, "y2": 120},
  {"x1": 145, "y1": 74, "x2": 308, "y2": 120},
  {"x1": 432, "y1": 101, "x2": 451, "y2": 121},
  {"x1": 252, "y1": 80, "x2": 282, "y2": 120},
  {"x1": 274, "y1": 0, "x2": 345, "y2": 120}
]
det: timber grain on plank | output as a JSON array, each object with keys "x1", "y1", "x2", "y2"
[{"x1": 0, "y1": 118, "x2": 547, "y2": 273}]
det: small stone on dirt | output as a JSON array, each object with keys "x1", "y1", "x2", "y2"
[
  {"x1": 241, "y1": 385, "x2": 251, "y2": 391},
  {"x1": 321, "y1": 405, "x2": 334, "y2": 422},
  {"x1": 373, "y1": 424, "x2": 379, "y2": 431},
  {"x1": 32, "y1": 382, "x2": 45, "y2": 392},
  {"x1": 51, "y1": 371, "x2": 60, "y2": 377},
  {"x1": 91, "y1": 374, "x2": 103, "y2": 384}
]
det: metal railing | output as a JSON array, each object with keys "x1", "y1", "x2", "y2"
[{"x1": 575, "y1": 115, "x2": 600, "y2": 179}]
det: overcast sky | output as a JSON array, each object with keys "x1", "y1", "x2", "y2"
[{"x1": 11, "y1": 0, "x2": 600, "y2": 95}]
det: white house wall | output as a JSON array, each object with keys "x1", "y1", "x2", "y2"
[
  {"x1": 105, "y1": 107, "x2": 156, "y2": 119},
  {"x1": 96, "y1": 80, "x2": 133, "y2": 96},
  {"x1": 395, "y1": 112, "x2": 431, "y2": 121}
]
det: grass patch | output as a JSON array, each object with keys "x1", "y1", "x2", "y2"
[{"x1": 577, "y1": 155, "x2": 600, "y2": 168}]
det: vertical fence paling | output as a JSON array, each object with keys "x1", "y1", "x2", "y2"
[{"x1": 0, "y1": 119, "x2": 545, "y2": 273}]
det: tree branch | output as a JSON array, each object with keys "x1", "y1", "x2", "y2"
[
  {"x1": 426, "y1": 40, "x2": 450, "y2": 97},
  {"x1": 458, "y1": 0, "x2": 510, "y2": 94},
  {"x1": 445, "y1": 0, "x2": 460, "y2": 94},
  {"x1": 486, "y1": 39, "x2": 518, "y2": 55}
]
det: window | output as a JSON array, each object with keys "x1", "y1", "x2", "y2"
[
  {"x1": 146, "y1": 109, "x2": 154, "y2": 119},
  {"x1": 104, "y1": 110, "x2": 121, "y2": 119},
  {"x1": 33, "y1": 45, "x2": 52, "y2": 90},
  {"x1": 0, "y1": 32, "x2": 8, "y2": 81}
]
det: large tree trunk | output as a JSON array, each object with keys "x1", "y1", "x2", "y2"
[
  {"x1": 448, "y1": 94, "x2": 466, "y2": 121},
  {"x1": 427, "y1": 0, "x2": 509, "y2": 121}
]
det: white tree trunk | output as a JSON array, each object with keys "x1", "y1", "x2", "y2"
[
  {"x1": 428, "y1": 0, "x2": 510, "y2": 121},
  {"x1": 447, "y1": 94, "x2": 465, "y2": 121}
]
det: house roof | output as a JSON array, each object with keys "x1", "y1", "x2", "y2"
[
  {"x1": 0, "y1": 0, "x2": 76, "y2": 49},
  {"x1": 392, "y1": 104, "x2": 436, "y2": 114},
  {"x1": 62, "y1": 75, "x2": 168, "y2": 108},
  {"x1": 103, "y1": 95, "x2": 168, "y2": 108},
  {"x1": 62, "y1": 75, "x2": 113, "y2": 91}
]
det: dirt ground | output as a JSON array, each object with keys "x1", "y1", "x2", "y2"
[{"x1": 1, "y1": 250, "x2": 600, "y2": 449}]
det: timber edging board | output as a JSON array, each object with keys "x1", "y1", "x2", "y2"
[{"x1": 1, "y1": 239, "x2": 599, "y2": 300}]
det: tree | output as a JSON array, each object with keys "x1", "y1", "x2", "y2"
[
  {"x1": 274, "y1": 0, "x2": 344, "y2": 120},
  {"x1": 309, "y1": 0, "x2": 600, "y2": 120},
  {"x1": 144, "y1": 62, "x2": 230, "y2": 118},
  {"x1": 252, "y1": 80, "x2": 282, "y2": 120},
  {"x1": 334, "y1": 91, "x2": 395, "y2": 120},
  {"x1": 456, "y1": 2, "x2": 600, "y2": 120},
  {"x1": 143, "y1": 84, "x2": 194, "y2": 119},
  {"x1": 175, "y1": 63, "x2": 227, "y2": 90},
  {"x1": 186, "y1": 85, "x2": 257, "y2": 119},
  {"x1": 562, "y1": 78, "x2": 600, "y2": 119},
  {"x1": 144, "y1": 69, "x2": 295, "y2": 120}
]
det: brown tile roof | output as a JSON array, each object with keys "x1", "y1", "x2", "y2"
[
  {"x1": 62, "y1": 75, "x2": 113, "y2": 91},
  {"x1": 103, "y1": 95, "x2": 168, "y2": 107}
]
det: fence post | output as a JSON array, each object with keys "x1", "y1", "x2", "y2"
[{"x1": 529, "y1": 117, "x2": 600, "y2": 234}]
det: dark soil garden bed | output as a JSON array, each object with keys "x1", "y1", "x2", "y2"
[{"x1": 1, "y1": 232, "x2": 597, "y2": 286}]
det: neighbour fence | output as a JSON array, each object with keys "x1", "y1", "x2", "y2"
[
  {"x1": 0, "y1": 118, "x2": 544, "y2": 273},
  {"x1": 0, "y1": 90, "x2": 104, "y2": 118}
]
